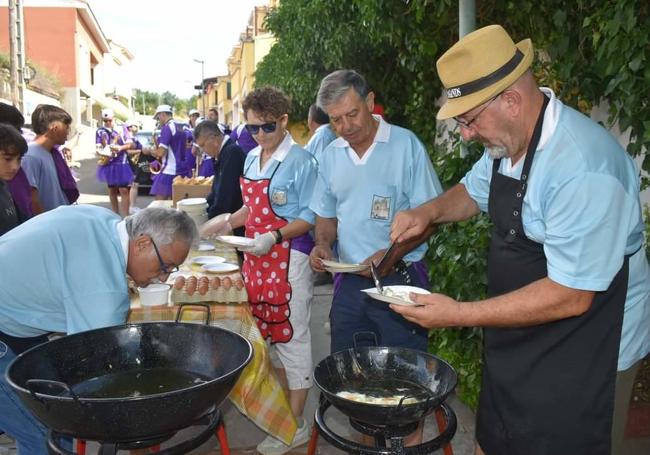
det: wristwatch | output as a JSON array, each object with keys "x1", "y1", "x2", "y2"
[{"x1": 274, "y1": 229, "x2": 283, "y2": 244}]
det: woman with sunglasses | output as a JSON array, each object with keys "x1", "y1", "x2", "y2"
[{"x1": 201, "y1": 86, "x2": 317, "y2": 454}]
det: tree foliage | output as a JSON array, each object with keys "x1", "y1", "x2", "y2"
[
  {"x1": 257, "y1": 0, "x2": 649, "y2": 184},
  {"x1": 133, "y1": 88, "x2": 197, "y2": 118},
  {"x1": 255, "y1": 0, "x2": 650, "y2": 408}
]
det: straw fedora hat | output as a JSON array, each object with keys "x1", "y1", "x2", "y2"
[{"x1": 436, "y1": 25, "x2": 534, "y2": 120}]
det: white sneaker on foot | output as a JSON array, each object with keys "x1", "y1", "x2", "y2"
[{"x1": 256, "y1": 420, "x2": 311, "y2": 455}]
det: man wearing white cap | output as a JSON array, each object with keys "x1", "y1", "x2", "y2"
[
  {"x1": 188, "y1": 108, "x2": 201, "y2": 128},
  {"x1": 147, "y1": 105, "x2": 192, "y2": 199},
  {"x1": 390, "y1": 25, "x2": 650, "y2": 454}
]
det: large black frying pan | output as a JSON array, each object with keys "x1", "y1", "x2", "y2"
[
  {"x1": 314, "y1": 345, "x2": 457, "y2": 427},
  {"x1": 6, "y1": 304, "x2": 252, "y2": 442}
]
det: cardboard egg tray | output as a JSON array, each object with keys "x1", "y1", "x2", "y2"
[{"x1": 170, "y1": 272, "x2": 247, "y2": 304}]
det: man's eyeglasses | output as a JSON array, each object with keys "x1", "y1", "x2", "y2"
[
  {"x1": 245, "y1": 121, "x2": 277, "y2": 135},
  {"x1": 150, "y1": 238, "x2": 179, "y2": 275},
  {"x1": 454, "y1": 94, "x2": 500, "y2": 129}
]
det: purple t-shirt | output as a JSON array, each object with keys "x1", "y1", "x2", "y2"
[
  {"x1": 6, "y1": 168, "x2": 33, "y2": 218},
  {"x1": 230, "y1": 124, "x2": 258, "y2": 154},
  {"x1": 158, "y1": 121, "x2": 190, "y2": 176},
  {"x1": 95, "y1": 127, "x2": 121, "y2": 146}
]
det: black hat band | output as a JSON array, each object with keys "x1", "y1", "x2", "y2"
[{"x1": 446, "y1": 49, "x2": 525, "y2": 99}]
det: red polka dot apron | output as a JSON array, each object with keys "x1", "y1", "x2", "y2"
[{"x1": 240, "y1": 161, "x2": 293, "y2": 344}]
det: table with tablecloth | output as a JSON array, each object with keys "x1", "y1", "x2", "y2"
[{"x1": 128, "y1": 241, "x2": 298, "y2": 445}]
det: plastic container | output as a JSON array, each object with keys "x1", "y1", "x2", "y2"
[
  {"x1": 177, "y1": 198, "x2": 208, "y2": 229},
  {"x1": 137, "y1": 283, "x2": 171, "y2": 306}
]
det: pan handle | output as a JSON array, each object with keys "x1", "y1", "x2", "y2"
[
  {"x1": 352, "y1": 331, "x2": 378, "y2": 349},
  {"x1": 26, "y1": 379, "x2": 81, "y2": 403},
  {"x1": 175, "y1": 303, "x2": 212, "y2": 325}
]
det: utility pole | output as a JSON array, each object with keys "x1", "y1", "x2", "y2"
[
  {"x1": 459, "y1": 0, "x2": 476, "y2": 38},
  {"x1": 8, "y1": 0, "x2": 26, "y2": 112},
  {"x1": 193, "y1": 58, "x2": 205, "y2": 116}
]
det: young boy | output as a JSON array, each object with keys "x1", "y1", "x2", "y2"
[
  {"x1": 0, "y1": 123, "x2": 28, "y2": 236},
  {"x1": 22, "y1": 104, "x2": 79, "y2": 212}
]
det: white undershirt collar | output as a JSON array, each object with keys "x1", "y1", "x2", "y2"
[
  {"x1": 330, "y1": 115, "x2": 390, "y2": 166},
  {"x1": 502, "y1": 87, "x2": 562, "y2": 175}
]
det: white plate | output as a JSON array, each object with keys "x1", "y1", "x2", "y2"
[
  {"x1": 191, "y1": 256, "x2": 226, "y2": 266},
  {"x1": 196, "y1": 242, "x2": 215, "y2": 252},
  {"x1": 201, "y1": 263, "x2": 240, "y2": 274},
  {"x1": 320, "y1": 259, "x2": 369, "y2": 274},
  {"x1": 178, "y1": 197, "x2": 207, "y2": 206},
  {"x1": 216, "y1": 235, "x2": 255, "y2": 248},
  {"x1": 361, "y1": 285, "x2": 430, "y2": 306}
]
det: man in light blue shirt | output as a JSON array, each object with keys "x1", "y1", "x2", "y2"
[
  {"x1": 304, "y1": 103, "x2": 336, "y2": 160},
  {"x1": 309, "y1": 70, "x2": 443, "y2": 356},
  {"x1": 0, "y1": 205, "x2": 196, "y2": 455},
  {"x1": 391, "y1": 25, "x2": 650, "y2": 454}
]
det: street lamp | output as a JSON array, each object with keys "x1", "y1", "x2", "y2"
[{"x1": 193, "y1": 58, "x2": 205, "y2": 117}]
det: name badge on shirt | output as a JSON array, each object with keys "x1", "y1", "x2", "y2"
[
  {"x1": 370, "y1": 194, "x2": 391, "y2": 221},
  {"x1": 271, "y1": 188, "x2": 288, "y2": 206}
]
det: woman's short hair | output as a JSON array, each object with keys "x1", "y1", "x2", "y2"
[
  {"x1": 31, "y1": 104, "x2": 72, "y2": 135},
  {"x1": 242, "y1": 87, "x2": 291, "y2": 121}
]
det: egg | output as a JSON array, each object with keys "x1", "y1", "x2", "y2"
[
  {"x1": 235, "y1": 279, "x2": 244, "y2": 290},
  {"x1": 210, "y1": 277, "x2": 221, "y2": 290},
  {"x1": 173, "y1": 276, "x2": 186, "y2": 290},
  {"x1": 222, "y1": 277, "x2": 232, "y2": 290},
  {"x1": 186, "y1": 276, "x2": 197, "y2": 295},
  {"x1": 198, "y1": 283, "x2": 209, "y2": 296}
]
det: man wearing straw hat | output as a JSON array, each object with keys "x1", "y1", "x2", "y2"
[{"x1": 390, "y1": 25, "x2": 650, "y2": 454}]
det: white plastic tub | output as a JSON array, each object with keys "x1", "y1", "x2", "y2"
[{"x1": 137, "y1": 283, "x2": 171, "y2": 307}]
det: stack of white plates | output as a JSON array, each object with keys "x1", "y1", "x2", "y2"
[{"x1": 177, "y1": 198, "x2": 208, "y2": 228}]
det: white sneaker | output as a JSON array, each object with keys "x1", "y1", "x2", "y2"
[{"x1": 256, "y1": 420, "x2": 311, "y2": 455}]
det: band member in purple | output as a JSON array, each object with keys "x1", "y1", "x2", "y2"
[
  {"x1": 95, "y1": 109, "x2": 134, "y2": 216},
  {"x1": 147, "y1": 105, "x2": 192, "y2": 200}
]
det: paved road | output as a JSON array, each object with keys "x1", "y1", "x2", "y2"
[{"x1": 75, "y1": 157, "x2": 154, "y2": 211}]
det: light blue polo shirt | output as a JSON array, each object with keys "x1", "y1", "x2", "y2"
[
  {"x1": 0, "y1": 205, "x2": 130, "y2": 337},
  {"x1": 461, "y1": 88, "x2": 650, "y2": 370},
  {"x1": 244, "y1": 133, "x2": 318, "y2": 224},
  {"x1": 310, "y1": 115, "x2": 443, "y2": 264},
  {"x1": 305, "y1": 124, "x2": 337, "y2": 161}
]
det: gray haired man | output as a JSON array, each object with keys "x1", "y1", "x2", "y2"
[
  {"x1": 308, "y1": 69, "x2": 443, "y2": 445},
  {"x1": 0, "y1": 205, "x2": 196, "y2": 454}
]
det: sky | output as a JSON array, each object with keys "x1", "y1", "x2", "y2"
[{"x1": 88, "y1": 0, "x2": 264, "y2": 99}]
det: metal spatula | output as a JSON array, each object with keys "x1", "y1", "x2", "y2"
[{"x1": 370, "y1": 242, "x2": 397, "y2": 295}]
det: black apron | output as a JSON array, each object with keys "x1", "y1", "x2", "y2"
[{"x1": 476, "y1": 96, "x2": 628, "y2": 455}]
